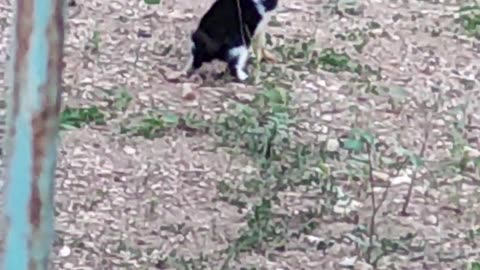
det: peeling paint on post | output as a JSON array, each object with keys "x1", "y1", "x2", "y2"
[{"x1": 1, "y1": 0, "x2": 65, "y2": 269}]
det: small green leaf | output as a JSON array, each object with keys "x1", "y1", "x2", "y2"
[
  {"x1": 355, "y1": 128, "x2": 375, "y2": 145},
  {"x1": 113, "y1": 88, "x2": 132, "y2": 111},
  {"x1": 162, "y1": 113, "x2": 179, "y2": 126},
  {"x1": 264, "y1": 88, "x2": 287, "y2": 104},
  {"x1": 471, "y1": 262, "x2": 480, "y2": 270},
  {"x1": 395, "y1": 147, "x2": 424, "y2": 168},
  {"x1": 343, "y1": 138, "x2": 364, "y2": 152},
  {"x1": 345, "y1": 233, "x2": 369, "y2": 248},
  {"x1": 317, "y1": 48, "x2": 361, "y2": 74},
  {"x1": 144, "y1": 0, "x2": 161, "y2": 4},
  {"x1": 347, "y1": 128, "x2": 375, "y2": 146}
]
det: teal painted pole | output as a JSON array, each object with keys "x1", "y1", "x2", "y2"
[{"x1": 1, "y1": 0, "x2": 65, "y2": 269}]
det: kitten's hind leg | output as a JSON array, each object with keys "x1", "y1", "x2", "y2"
[
  {"x1": 252, "y1": 30, "x2": 276, "y2": 63},
  {"x1": 178, "y1": 36, "x2": 203, "y2": 72},
  {"x1": 167, "y1": 54, "x2": 196, "y2": 81},
  {"x1": 185, "y1": 42, "x2": 205, "y2": 70},
  {"x1": 167, "y1": 50, "x2": 202, "y2": 81},
  {"x1": 227, "y1": 45, "x2": 249, "y2": 81}
]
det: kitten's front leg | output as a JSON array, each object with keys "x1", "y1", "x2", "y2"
[
  {"x1": 168, "y1": 44, "x2": 201, "y2": 81},
  {"x1": 228, "y1": 45, "x2": 249, "y2": 81}
]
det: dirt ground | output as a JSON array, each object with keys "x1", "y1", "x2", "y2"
[{"x1": 1, "y1": 0, "x2": 480, "y2": 269}]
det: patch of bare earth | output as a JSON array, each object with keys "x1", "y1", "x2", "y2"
[{"x1": 1, "y1": 0, "x2": 480, "y2": 269}]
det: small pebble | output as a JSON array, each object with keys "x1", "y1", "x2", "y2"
[
  {"x1": 123, "y1": 145, "x2": 136, "y2": 155},
  {"x1": 339, "y1": 256, "x2": 357, "y2": 268},
  {"x1": 326, "y1": 138, "x2": 340, "y2": 152},
  {"x1": 59, "y1": 246, "x2": 71, "y2": 257},
  {"x1": 391, "y1": 175, "x2": 411, "y2": 186},
  {"x1": 424, "y1": 214, "x2": 438, "y2": 225}
]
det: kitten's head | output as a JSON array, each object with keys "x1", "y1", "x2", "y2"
[{"x1": 261, "y1": 0, "x2": 278, "y2": 12}]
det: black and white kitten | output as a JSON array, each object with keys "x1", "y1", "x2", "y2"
[{"x1": 182, "y1": 0, "x2": 278, "y2": 81}]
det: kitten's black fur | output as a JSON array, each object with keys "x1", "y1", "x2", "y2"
[{"x1": 185, "y1": 0, "x2": 278, "y2": 81}]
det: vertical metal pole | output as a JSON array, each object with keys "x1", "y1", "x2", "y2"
[{"x1": 1, "y1": 0, "x2": 65, "y2": 269}]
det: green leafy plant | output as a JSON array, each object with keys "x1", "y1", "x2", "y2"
[
  {"x1": 222, "y1": 198, "x2": 285, "y2": 269},
  {"x1": 458, "y1": 5, "x2": 480, "y2": 38},
  {"x1": 335, "y1": 126, "x2": 424, "y2": 267},
  {"x1": 89, "y1": 30, "x2": 101, "y2": 53},
  {"x1": 274, "y1": 38, "x2": 316, "y2": 68},
  {"x1": 316, "y1": 48, "x2": 361, "y2": 74},
  {"x1": 215, "y1": 85, "x2": 294, "y2": 160},
  {"x1": 213, "y1": 83, "x2": 342, "y2": 267},
  {"x1": 122, "y1": 113, "x2": 179, "y2": 139},
  {"x1": 112, "y1": 88, "x2": 133, "y2": 112},
  {"x1": 341, "y1": 127, "x2": 375, "y2": 153},
  {"x1": 60, "y1": 106, "x2": 106, "y2": 130},
  {"x1": 163, "y1": 251, "x2": 209, "y2": 270},
  {"x1": 122, "y1": 112, "x2": 207, "y2": 139}
]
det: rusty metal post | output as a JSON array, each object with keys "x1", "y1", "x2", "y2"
[{"x1": 1, "y1": 0, "x2": 65, "y2": 269}]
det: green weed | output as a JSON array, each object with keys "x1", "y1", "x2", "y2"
[
  {"x1": 316, "y1": 48, "x2": 361, "y2": 74},
  {"x1": 211, "y1": 83, "x2": 343, "y2": 268},
  {"x1": 121, "y1": 113, "x2": 178, "y2": 139},
  {"x1": 458, "y1": 5, "x2": 480, "y2": 38},
  {"x1": 88, "y1": 30, "x2": 101, "y2": 53},
  {"x1": 112, "y1": 88, "x2": 133, "y2": 112},
  {"x1": 121, "y1": 112, "x2": 207, "y2": 139},
  {"x1": 144, "y1": 0, "x2": 160, "y2": 4},
  {"x1": 60, "y1": 106, "x2": 106, "y2": 130}
]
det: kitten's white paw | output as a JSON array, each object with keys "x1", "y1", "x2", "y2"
[{"x1": 237, "y1": 70, "x2": 249, "y2": 81}]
